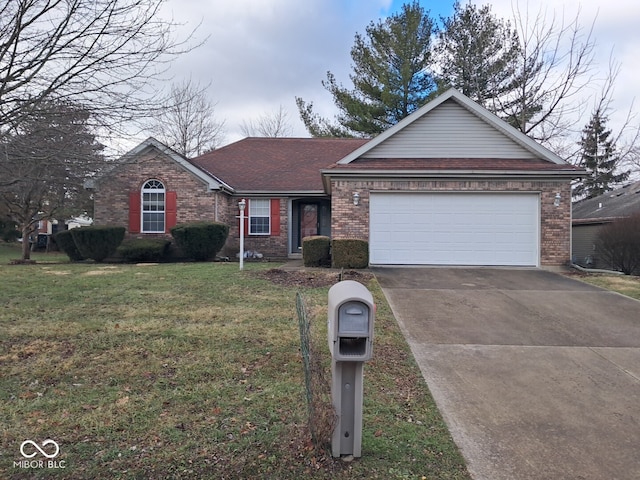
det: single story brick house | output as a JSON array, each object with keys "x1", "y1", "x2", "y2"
[
  {"x1": 572, "y1": 180, "x2": 640, "y2": 268},
  {"x1": 92, "y1": 89, "x2": 583, "y2": 267}
]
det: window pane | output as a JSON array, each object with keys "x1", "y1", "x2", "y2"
[
  {"x1": 143, "y1": 192, "x2": 165, "y2": 212},
  {"x1": 249, "y1": 199, "x2": 270, "y2": 234},
  {"x1": 249, "y1": 199, "x2": 270, "y2": 216},
  {"x1": 141, "y1": 179, "x2": 166, "y2": 233},
  {"x1": 250, "y1": 217, "x2": 269, "y2": 234},
  {"x1": 143, "y1": 180, "x2": 164, "y2": 190},
  {"x1": 143, "y1": 212, "x2": 165, "y2": 232}
]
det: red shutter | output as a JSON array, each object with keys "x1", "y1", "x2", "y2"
[
  {"x1": 165, "y1": 191, "x2": 177, "y2": 232},
  {"x1": 129, "y1": 191, "x2": 140, "y2": 233},
  {"x1": 270, "y1": 198, "x2": 280, "y2": 236},
  {"x1": 245, "y1": 200, "x2": 250, "y2": 236},
  {"x1": 238, "y1": 199, "x2": 249, "y2": 237}
]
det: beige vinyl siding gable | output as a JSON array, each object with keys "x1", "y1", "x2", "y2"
[{"x1": 362, "y1": 99, "x2": 538, "y2": 159}]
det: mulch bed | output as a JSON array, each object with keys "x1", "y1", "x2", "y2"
[{"x1": 260, "y1": 268, "x2": 374, "y2": 288}]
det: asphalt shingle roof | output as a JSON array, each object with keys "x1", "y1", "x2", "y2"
[
  {"x1": 572, "y1": 180, "x2": 640, "y2": 223},
  {"x1": 190, "y1": 137, "x2": 368, "y2": 192},
  {"x1": 189, "y1": 137, "x2": 581, "y2": 193}
]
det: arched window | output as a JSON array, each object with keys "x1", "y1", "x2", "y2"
[{"x1": 141, "y1": 179, "x2": 165, "y2": 233}]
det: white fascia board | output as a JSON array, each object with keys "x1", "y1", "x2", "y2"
[{"x1": 126, "y1": 137, "x2": 229, "y2": 191}]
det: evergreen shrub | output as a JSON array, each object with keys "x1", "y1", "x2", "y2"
[
  {"x1": 302, "y1": 236, "x2": 331, "y2": 267},
  {"x1": 54, "y1": 229, "x2": 85, "y2": 261},
  {"x1": 331, "y1": 239, "x2": 369, "y2": 269},
  {"x1": 170, "y1": 222, "x2": 229, "y2": 261},
  {"x1": 118, "y1": 238, "x2": 171, "y2": 263},
  {"x1": 70, "y1": 226, "x2": 125, "y2": 262}
]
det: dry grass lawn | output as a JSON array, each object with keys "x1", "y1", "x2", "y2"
[
  {"x1": 569, "y1": 271, "x2": 640, "y2": 301},
  {"x1": 0, "y1": 244, "x2": 470, "y2": 479}
]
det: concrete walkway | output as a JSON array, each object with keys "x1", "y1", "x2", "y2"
[{"x1": 373, "y1": 267, "x2": 640, "y2": 480}]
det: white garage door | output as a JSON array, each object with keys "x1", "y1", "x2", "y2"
[{"x1": 369, "y1": 192, "x2": 539, "y2": 266}]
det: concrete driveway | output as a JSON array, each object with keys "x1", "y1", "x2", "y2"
[{"x1": 373, "y1": 267, "x2": 640, "y2": 480}]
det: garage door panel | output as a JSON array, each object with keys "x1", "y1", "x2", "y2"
[{"x1": 370, "y1": 193, "x2": 539, "y2": 266}]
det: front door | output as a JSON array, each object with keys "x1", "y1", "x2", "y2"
[
  {"x1": 292, "y1": 199, "x2": 331, "y2": 253},
  {"x1": 300, "y1": 203, "x2": 318, "y2": 241}
]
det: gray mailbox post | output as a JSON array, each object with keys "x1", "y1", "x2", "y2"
[{"x1": 327, "y1": 280, "x2": 375, "y2": 458}]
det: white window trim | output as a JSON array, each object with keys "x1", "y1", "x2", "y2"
[
  {"x1": 248, "y1": 199, "x2": 271, "y2": 236},
  {"x1": 141, "y1": 179, "x2": 166, "y2": 234}
]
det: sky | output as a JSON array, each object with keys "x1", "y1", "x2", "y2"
[{"x1": 154, "y1": 0, "x2": 640, "y2": 152}]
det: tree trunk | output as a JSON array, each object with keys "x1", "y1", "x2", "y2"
[{"x1": 21, "y1": 229, "x2": 31, "y2": 261}]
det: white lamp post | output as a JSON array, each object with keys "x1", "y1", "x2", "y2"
[{"x1": 238, "y1": 199, "x2": 246, "y2": 270}]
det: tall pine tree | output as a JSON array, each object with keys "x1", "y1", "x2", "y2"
[
  {"x1": 573, "y1": 108, "x2": 630, "y2": 199},
  {"x1": 296, "y1": 1, "x2": 436, "y2": 137},
  {"x1": 436, "y1": 2, "x2": 520, "y2": 108}
]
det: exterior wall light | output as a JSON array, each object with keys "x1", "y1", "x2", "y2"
[
  {"x1": 554, "y1": 192, "x2": 561, "y2": 207},
  {"x1": 352, "y1": 192, "x2": 360, "y2": 206}
]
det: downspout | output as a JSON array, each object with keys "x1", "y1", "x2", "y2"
[{"x1": 570, "y1": 263, "x2": 623, "y2": 275}]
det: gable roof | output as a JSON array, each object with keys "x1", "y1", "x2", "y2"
[
  {"x1": 191, "y1": 137, "x2": 368, "y2": 193},
  {"x1": 337, "y1": 88, "x2": 569, "y2": 166},
  {"x1": 90, "y1": 137, "x2": 226, "y2": 191},
  {"x1": 573, "y1": 180, "x2": 640, "y2": 224}
]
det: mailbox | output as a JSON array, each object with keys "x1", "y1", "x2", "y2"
[
  {"x1": 328, "y1": 280, "x2": 375, "y2": 362},
  {"x1": 327, "y1": 280, "x2": 375, "y2": 458}
]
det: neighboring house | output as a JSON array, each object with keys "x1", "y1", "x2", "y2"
[
  {"x1": 32, "y1": 215, "x2": 93, "y2": 250},
  {"x1": 572, "y1": 180, "x2": 640, "y2": 268},
  {"x1": 66, "y1": 214, "x2": 93, "y2": 230},
  {"x1": 92, "y1": 89, "x2": 583, "y2": 267},
  {"x1": 36, "y1": 215, "x2": 93, "y2": 236}
]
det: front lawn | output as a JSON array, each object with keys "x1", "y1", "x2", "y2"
[
  {"x1": 571, "y1": 271, "x2": 640, "y2": 301},
  {"x1": 0, "y1": 243, "x2": 469, "y2": 479}
]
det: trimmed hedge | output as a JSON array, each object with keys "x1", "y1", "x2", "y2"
[
  {"x1": 54, "y1": 229, "x2": 85, "y2": 261},
  {"x1": 332, "y1": 239, "x2": 369, "y2": 269},
  {"x1": 170, "y1": 222, "x2": 229, "y2": 261},
  {"x1": 302, "y1": 235, "x2": 331, "y2": 267},
  {"x1": 117, "y1": 238, "x2": 171, "y2": 263},
  {"x1": 70, "y1": 226, "x2": 125, "y2": 262}
]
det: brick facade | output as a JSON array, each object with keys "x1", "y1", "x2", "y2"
[
  {"x1": 93, "y1": 142, "x2": 575, "y2": 266},
  {"x1": 223, "y1": 198, "x2": 289, "y2": 259},
  {"x1": 331, "y1": 178, "x2": 572, "y2": 266},
  {"x1": 94, "y1": 149, "x2": 226, "y2": 229},
  {"x1": 93, "y1": 149, "x2": 291, "y2": 259}
]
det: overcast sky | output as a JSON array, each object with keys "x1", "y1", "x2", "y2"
[{"x1": 155, "y1": 0, "x2": 640, "y2": 151}]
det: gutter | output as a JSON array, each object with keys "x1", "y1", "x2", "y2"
[
  {"x1": 230, "y1": 190, "x2": 327, "y2": 197},
  {"x1": 321, "y1": 169, "x2": 584, "y2": 194},
  {"x1": 321, "y1": 168, "x2": 583, "y2": 177},
  {"x1": 571, "y1": 216, "x2": 624, "y2": 226}
]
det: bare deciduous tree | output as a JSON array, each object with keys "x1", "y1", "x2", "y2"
[
  {"x1": 0, "y1": 0, "x2": 198, "y2": 260},
  {"x1": 240, "y1": 105, "x2": 293, "y2": 138},
  {"x1": 150, "y1": 79, "x2": 225, "y2": 157},
  {"x1": 597, "y1": 213, "x2": 640, "y2": 275},
  {"x1": 0, "y1": 0, "x2": 195, "y2": 136},
  {"x1": 591, "y1": 59, "x2": 640, "y2": 172},
  {"x1": 497, "y1": 4, "x2": 597, "y2": 144}
]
